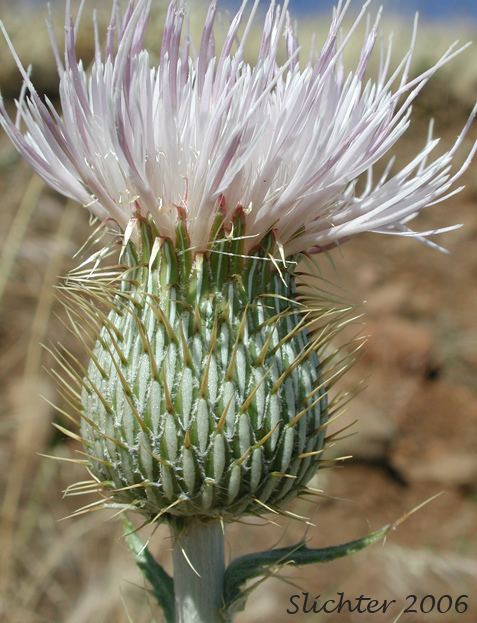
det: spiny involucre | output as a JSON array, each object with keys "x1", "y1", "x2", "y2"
[{"x1": 0, "y1": 0, "x2": 475, "y2": 521}]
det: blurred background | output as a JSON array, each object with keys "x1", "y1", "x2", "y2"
[
  {"x1": 8, "y1": 0, "x2": 477, "y2": 19},
  {"x1": 0, "y1": 1, "x2": 476, "y2": 622}
]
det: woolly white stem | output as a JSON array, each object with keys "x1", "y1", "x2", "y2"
[{"x1": 171, "y1": 519, "x2": 226, "y2": 623}]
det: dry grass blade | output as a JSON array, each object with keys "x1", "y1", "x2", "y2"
[
  {"x1": 0, "y1": 175, "x2": 43, "y2": 304},
  {"x1": 0, "y1": 197, "x2": 78, "y2": 603}
]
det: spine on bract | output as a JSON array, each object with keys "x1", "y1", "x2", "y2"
[{"x1": 77, "y1": 213, "x2": 329, "y2": 522}]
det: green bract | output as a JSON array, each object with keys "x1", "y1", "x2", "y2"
[{"x1": 78, "y1": 213, "x2": 330, "y2": 520}]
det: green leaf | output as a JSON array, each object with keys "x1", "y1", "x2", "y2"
[
  {"x1": 123, "y1": 519, "x2": 175, "y2": 623},
  {"x1": 223, "y1": 524, "x2": 390, "y2": 614}
]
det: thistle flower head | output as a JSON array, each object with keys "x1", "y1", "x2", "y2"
[
  {"x1": 1, "y1": 1, "x2": 475, "y2": 524},
  {"x1": 1, "y1": 0, "x2": 475, "y2": 257}
]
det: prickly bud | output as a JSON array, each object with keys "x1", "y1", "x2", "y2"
[{"x1": 75, "y1": 215, "x2": 335, "y2": 521}]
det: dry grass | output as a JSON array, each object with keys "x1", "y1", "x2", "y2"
[{"x1": 0, "y1": 2, "x2": 476, "y2": 622}]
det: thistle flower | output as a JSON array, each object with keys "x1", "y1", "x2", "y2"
[
  {"x1": 1, "y1": 1, "x2": 475, "y2": 622},
  {"x1": 2, "y1": 0, "x2": 476, "y2": 254}
]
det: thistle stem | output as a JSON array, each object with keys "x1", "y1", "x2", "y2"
[{"x1": 171, "y1": 519, "x2": 225, "y2": 623}]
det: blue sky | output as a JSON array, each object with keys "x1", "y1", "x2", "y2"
[
  {"x1": 20, "y1": 0, "x2": 477, "y2": 21},
  {"x1": 224, "y1": 0, "x2": 477, "y2": 20}
]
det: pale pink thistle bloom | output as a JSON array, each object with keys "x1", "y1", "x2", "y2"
[{"x1": 0, "y1": 0, "x2": 476, "y2": 256}]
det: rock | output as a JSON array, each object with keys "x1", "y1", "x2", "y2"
[
  {"x1": 325, "y1": 317, "x2": 436, "y2": 461},
  {"x1": 390, "y1": 382, "x2": 477, "y2": 487},
  {"x1": 325, "y1": 369, "x2": 400, "y2": 461},
  {"x1": 362, "y1": 317, "x2": 435, "y2": 375},
  {"x1": 365, "y1": 283, "x2": 409, "y2": 316}
]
